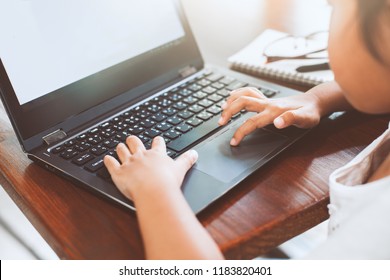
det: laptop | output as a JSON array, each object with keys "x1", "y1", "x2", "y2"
[{"x1": 0, "y1": 0, "x2": 308, "y2": 213}]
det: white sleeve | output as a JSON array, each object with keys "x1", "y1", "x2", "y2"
[{"x1": 305, "y1": 187, "x2": 390, "y2": 259}]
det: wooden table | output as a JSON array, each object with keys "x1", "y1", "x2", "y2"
[{"x1": 1, "y1": 0, "x2": 389, "y2": 259}]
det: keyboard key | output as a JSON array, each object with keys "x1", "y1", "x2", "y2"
[
  {"x1": 167, "y1": 115, "x2": 222, "y2": 153},
  {"x1": 232, "y1": 112, "x2": 241, "y2": 119},
  {"x1": 188, "y1": 104, "x2": 204, "y2": 113},
  {"x1": 261, "y1": 89, "x2": 278, "y2": 98},
  {"x1": 202, "y1": 69, "x2": 213, "y2": 76},
  {"x1": 166, "y1": 149, "x2": 176, "y2": 158},
  {"x1": 100, "y1": 127, "x2": 116, "y2": 138},
  {"x1": 192, "y1": 91, "x2": 207, "y2": 99},
  {"x1": 167, "y1": 116, "x2": 183, "y2": 125},
  {"x1": 207, "y1": 105, "x2": 222, "y2": 115},
  {"x1": 197, "y1": 79, "x2": 211, "y2": 87},
  {"x1": 87, "y1": 135, "x2": 104, "y2": 145},
  {"x1": 226, "y1": 81, "x2": 248, "y2": 91},
  {"x1": 147, "y1": 104, "x2": 161, "y2": 113},
  {"x1": 91, "y1": 145, "x2": 108, "y2": 156},
  {"x1": 178, "y1": 89, "x2": 192, "y2": 97},
  {"x1": 173, "y1": 101, "x2": 187, "y2": 111},
  {"x1": 164, "y1": 129, "x2": 181, "y2": 140},
  {"x1": 123, "y1": 116, "x2": 140, "y2": 125},
  {"x1": 134, "y1": 110, "x2": 151, "y2": 119},
  {"x1": 168, "y1": 93, "x2": 182, "y2": 102},
  {"x1": 114, "y1": 115, "x2": 124, "y2": 122},
  {"x1": 76, "y1": 133, "x2": 88, "y2": 141},
  {"x1": 144, "y1": 128, "x2": 161, "y2": 138},
  {"x1": 88, "y1": 127, "x2": 100, "y2": 135},
  {"x1": 128, "y1": 125, "x2": 144, "y2": 135},
  {"x1": 115, "y1": 131, "x2": 131, "y2": 142},
  {"x1": 75, "y1": 141, "x2": 91, "y2": 152},
  {"x1": 177, "y1": 110, "x2": 194, "y2": 120},
  {"x1": 144, "y1": 140, "x2": 152, "y2": 150},
  {"x1": 162, "y1": 108, "x2": 177, "y2": 116},
  {"x1": 151, "y1": 113, "x2": 167, "y2": 122},
  {"x1": 60, "y1": 148, "x2": 79, "y2": 160},
  {"x1": 207, "y1": 93, "x2": 223, "y2": 103},
  {"x1": 64, "y1": 140, "x2": 76, "y2": 147},
  {"x1": 138, "y1": 134, "x2": 151, "y2": 144},
  {"x1": 85, "y1": 157, "x2": 105, "y2": 172},
  {"x1": 206, "y1": 73, "x2": 223, "y2": 82},
  {"x1": 175, "y1": 124, "x2": 192, "y2": 133},
  {"x1": 72, "y1": 153, "x2": 94, "y2": 166},
  {"x1": 211, "y1": 82, "x2": 225, "y2": 90},
  {"x1": 198, "y1": 99, "x2": 214, "y2": 108},
  {"x1": 112, "y1": 122, "x2": 128, "y2": 131},
  {"x1": 51, "y1": 145, "x2": 65, "y2": 154},
  {"x1": 202, "y1": 86, "x2": 217, "y2": 94},
  {"x1": 188, "y1": 84, "x2": 202, "y2": 92},
  {"x1": 140, "y1": 119, "x2": 155, "y2": 129},
  {"x1": 158, "y1": 99, "x2": 173, "y2": 108},
  {"x1": 196, "y1": 111, "x2": 213, "y2": 121},
  {"x1": 103, "y1": 138, "x2": 119, "y2": 149},
  {"x1": 186, "y1": 117, "x2": 203, "y2": 127},
  {"x1": 217, "y1": 89, "x2": 231, "y2": 97},
  {"x1": 99, "y1": 122, "x2": 111, "y2": 129},
  {"x1": 219, "y1": 76, "x2": 236, "y2": 85},
  {"x1": 156, "y1": 122, "x2": 172, "y2": 132},
  {"x1": 183, "y1": 96, "x2": 198, "y2": 105}
]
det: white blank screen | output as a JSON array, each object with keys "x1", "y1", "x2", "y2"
[{"x1": 0, "y1": 0, "x2": 185, "y2": 105}]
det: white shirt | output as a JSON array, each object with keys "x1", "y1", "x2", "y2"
[{"x1": 306, "y1": 121, "x2": 390, "y2": 259}]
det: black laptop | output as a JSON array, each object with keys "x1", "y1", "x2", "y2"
[{"x1": 0, "y1": 0, "x2": 308, "y2": 213}]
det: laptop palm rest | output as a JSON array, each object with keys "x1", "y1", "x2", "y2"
[{"x1": 181, "y1": 126, "x2": 289, "y2": 213}]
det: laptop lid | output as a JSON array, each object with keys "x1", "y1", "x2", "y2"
[{"x1": 0, "y1": 0, "x2": 203, "y2": 152}]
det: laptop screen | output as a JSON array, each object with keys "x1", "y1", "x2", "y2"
[
  {"x1": 0, "y1": 0, "x2": 185, "y2": 105},
  {"x1": 0, "y1": 0, "x2": 202, "y2": 146}
]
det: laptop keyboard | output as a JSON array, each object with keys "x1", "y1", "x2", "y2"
[{"x1": 49, "y1": 70, "x2": 279, "y2": 181}]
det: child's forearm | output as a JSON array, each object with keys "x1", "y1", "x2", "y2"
[
  {"x1": 308, "y1": 81, "x2": 354, "y2": 116},
  {"x1": 133, "y1": 186, "x2": 224, "y2": 260}
]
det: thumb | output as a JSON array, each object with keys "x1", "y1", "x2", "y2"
[
  {"x1": 175, "y1": 149, "x2": 198, "y2": 175},
  {"x1": 274, "y1": 108, "x2": 319, "y2": 129}
]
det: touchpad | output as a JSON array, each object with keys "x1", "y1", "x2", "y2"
[{"x1": 194, "y1": 128, "x2": 288, "y2": 183}]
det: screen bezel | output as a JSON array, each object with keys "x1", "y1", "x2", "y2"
[{"x1": 0, "y1": 0, "x2": 203, "y2": 151}]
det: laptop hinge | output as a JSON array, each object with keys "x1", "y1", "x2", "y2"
[
  {"x1": 179, "y1": 65, "x2": 197, "y2": 78},
  {"x1": 42, "y1": 129, "x2": 67, "y2": 146}
]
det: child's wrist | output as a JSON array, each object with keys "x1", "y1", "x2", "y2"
[{"x1": 131, "y1": 182, "x2": 182, "y2": 205}]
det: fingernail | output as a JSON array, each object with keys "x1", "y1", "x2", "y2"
[
  {"x1": 190, "y1": 150, "x2": 199, "y2": 161},
  {"x1": 221, "y1": 102, "x2": 227, "y2": 109},
  {"x1": 274, "y1": 117, "x2": 285, "y2": 128},
  {"x1": 230, "y1": 138, "x2": 237, "y2": 146},
  {"x1": 218, "y1": 116, "x2": 224, "y2": 125}
]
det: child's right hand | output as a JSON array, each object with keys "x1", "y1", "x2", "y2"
[{"x1": 218, "y1": 87, "x2": 323, "y2": 146}]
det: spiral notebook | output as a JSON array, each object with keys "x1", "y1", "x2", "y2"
[{"x1": 228, "y1": 29, "x2": 334, "y2": 87}]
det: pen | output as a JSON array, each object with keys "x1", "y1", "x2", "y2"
[{"x1": 296, "y1": 62, "x2": 330, "y2": 73}]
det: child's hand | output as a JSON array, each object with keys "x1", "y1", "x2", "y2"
[
  {"x1": 218, "y1": 87, "x2": 323, "y2": 146},
  {"x1": 104, "y1": 136, "x2": 198, "y2": 201}
]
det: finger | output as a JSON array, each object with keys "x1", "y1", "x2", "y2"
[
  {"x1": 223, "y1": 87, "x2": 265, "y2": 109},
  {"x1": 230, "y1": 113, "x2": 273, "y2": 146},
  {"x1": 151, "y1": 136, "x2": 166, "y2": 153},
  {"x1": 126, "y1": 135, "x2": 146, "y2": 154},
  {"x1": 116, "y1": 142, "x2": 131, "y2": 163},
  {"x1": 175, "y1": 150, "x2": 198, "y2": 176},
  {"x1": 103, "y1": 155, "x2": 120, "y2": 174},
  {"x1": 219, "y1": 96, "x2": 266, "y2": 125},
  {"x1": 274, "y1": 108, "x2": 320, "y2": 129}
]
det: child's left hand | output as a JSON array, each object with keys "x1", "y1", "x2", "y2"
[{"x1": 104, "y1": 136, "x2": 198, "y2": 202}]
